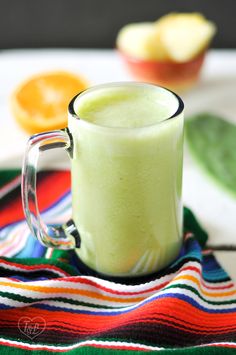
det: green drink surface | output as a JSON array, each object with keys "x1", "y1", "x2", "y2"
[
  {"x1": 69, "y1": 84, "x2": 184, "y2": 276},
  {"x1": 75, "y1": 85, "x2": 177, "y2": 128}
]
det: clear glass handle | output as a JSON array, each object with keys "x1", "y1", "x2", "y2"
[{"x1": 22, "y1": 129, "x2": 80, "y2": 249}]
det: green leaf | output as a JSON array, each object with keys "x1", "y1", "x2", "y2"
[{"x1": 185, "y1": 113, "x2": 236, "y2": 198}]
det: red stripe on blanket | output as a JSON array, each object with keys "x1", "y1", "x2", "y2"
[
  {"x1": 0, "y1": 171, "x2": 70, "y2": 229},
  {"x1": 2, "y1": 298, "x2": 236, "y2": 332}
]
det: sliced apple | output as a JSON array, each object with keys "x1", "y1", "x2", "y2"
[
  {"x1": 155, "y1": 13, "x2": 216, "y2": 62},
  {"x1": 116, "y1": 23, "x2": 169, "y2": 61}
]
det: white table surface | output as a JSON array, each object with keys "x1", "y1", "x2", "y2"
[{"x1": 1, "y1": 49, "x2": 236, "y2": 281}]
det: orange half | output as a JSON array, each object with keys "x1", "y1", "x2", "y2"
[{"x1": 11, "y1": 71, "x2": 89, "y2": 134}]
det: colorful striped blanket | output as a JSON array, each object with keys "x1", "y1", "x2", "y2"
[{"x1": 0, "y1": 170, "x2": 235, "y2": 354}]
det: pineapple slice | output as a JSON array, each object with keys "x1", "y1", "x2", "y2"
[{"x1": 155, "y1": 13, "x2": 216, "y2": 62}]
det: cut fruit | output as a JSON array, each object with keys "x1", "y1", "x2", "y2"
[
  {"x1": 116, "y1": 13, "x2": 216, "y2": 90},
  {"x1": 11, "y1": 71, "x2": 88, "y2": 134},
  {"x1": 116, "y1": 23, "x2": 169, "y2": 61},
  {"x1": 117, "y1": 13, "x2": 216, "y2": 63},
  {"x1": 117, "y1": 23, "x2": 153, "y2": 60},
  {"x1": 154, "y1": 13, "x2": 216, "y2": 62}
]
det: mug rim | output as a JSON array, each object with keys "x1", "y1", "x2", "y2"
[{"x1": 68, "y1": 82, "x2": 184, "y2": 131}]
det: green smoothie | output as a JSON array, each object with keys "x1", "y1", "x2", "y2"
[{"x1": 68, "y1": 83, "x2": 184, "y2": 276}]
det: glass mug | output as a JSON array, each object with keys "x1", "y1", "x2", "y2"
[{"x1": 22, "y1": 82, "x2": 184, "y2": 277}]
